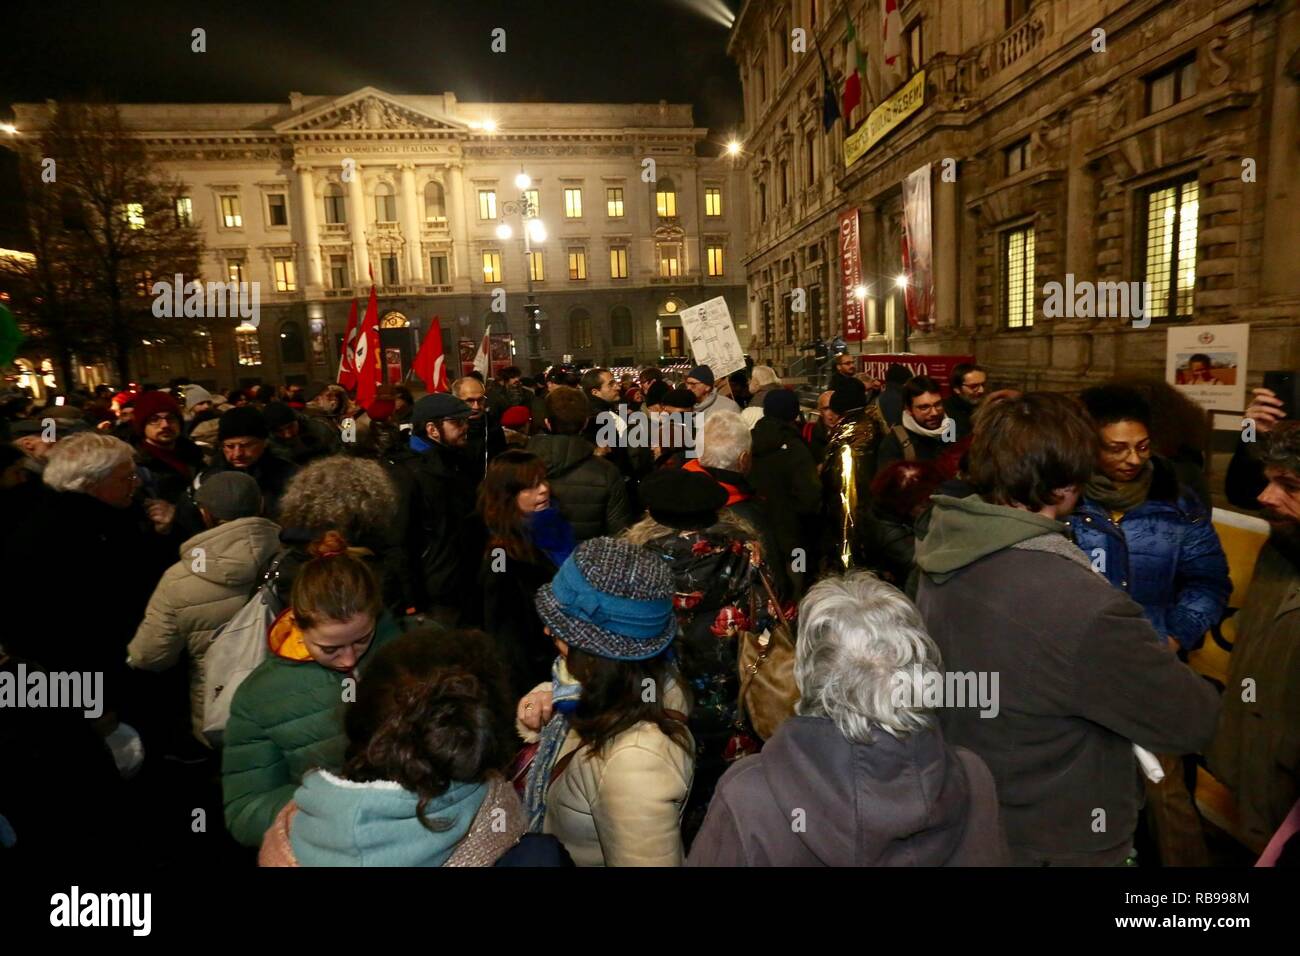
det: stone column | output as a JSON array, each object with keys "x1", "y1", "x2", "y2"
[
  {"x1": 448, "y1": 163, "x2": 470, "y2": 291},
  {"x1": 347, "y1": 163, "x2": 369, "y2": 284},
  {"x1": 294, "y1": 164, "x2": 323, "y2": 289},
  {"x1": 399, "y1": 163, "x2": 424, "y2": 284},
  {"x1": 934, "y1": 169, "x2": 959, "y2": 330}
]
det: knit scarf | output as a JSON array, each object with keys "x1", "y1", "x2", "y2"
[
  {"x1": 902, "y1": 409, "x2": 953, "y2": 439},
  {"x1": 523, "y1": 657, "x2": 583, "y2": 833},
  {"x1": 141, "y1": 440, "x2": 193, "y2": 479},
  {"x1": 525, "y1": 504, "x2": 577, "y2": 568},
  {"x1": 1084, "y1": 461, "x2": 1153, "y2": 514}
]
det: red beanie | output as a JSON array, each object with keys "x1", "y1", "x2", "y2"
[
  {"x1": 501, "y1": 405, "x2": 531, "y2": 430},
  {"x1": 132, "y1": 390, "x2": 182, "y2": 435},
  {"x1": 365, "y1": 397, "x2": 396, "y2": 422}
]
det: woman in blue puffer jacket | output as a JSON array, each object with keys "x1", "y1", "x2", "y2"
[{"x1": 1068, "y1": 383, "x2": 1229, "y2": 867}]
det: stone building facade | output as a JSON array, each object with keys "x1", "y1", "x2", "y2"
[
  {"x1": 729, "y1": 0, "x2": 1300, "y2": 391},
  {"x1": 11, "y1": 89, "x2": 748, "y2": 389}
]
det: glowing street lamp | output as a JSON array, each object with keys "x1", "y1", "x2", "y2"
[
  {"x1": 895, "y1": 274, "x2": 909, "y2": 290},
  {"x1": 853, "y1": 285, "x2": 868, "y2": 300},
  {"x1": 496, "y1": 222, "x2": 513, "y2": 240},
  {"x1": 515, "y1": 172, "x2": 532, "y2": 191},
  {"x1": 726, "y1": 140, "x2": 742, "y2": 157}
]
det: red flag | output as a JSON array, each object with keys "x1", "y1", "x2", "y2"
[
  {"x1": 412, "y1": 318, "x2": 449, "y2": 393},
  {"x1": 337, "y1": 297, "x2": 359, "y2": 390},
  {"x1": 355, "y1": 281, "x2": 381, "y2": 408}
]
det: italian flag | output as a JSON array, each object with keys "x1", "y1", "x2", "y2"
[{"x1": 842, "y1": 8, "x2": 869, "y2": 125}]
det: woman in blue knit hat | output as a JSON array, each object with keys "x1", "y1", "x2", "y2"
[{"x1": 516, "y1": 536, "x2": 694, "y2": 866}]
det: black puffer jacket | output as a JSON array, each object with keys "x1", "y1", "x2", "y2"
[
  {"x1": 527, "y1": 433, "x2": 630, "y2": 541},
  {"x1": 749, "y1": 417, "x2": 820, "y2": 592}
]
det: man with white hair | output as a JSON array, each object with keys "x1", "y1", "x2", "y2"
[
  {"x1": 687, "y1": 572, "x2": 1008, "y2": 866},
  {"x1": 684, "y1": 411, "x2": 789, "y2": 597}
]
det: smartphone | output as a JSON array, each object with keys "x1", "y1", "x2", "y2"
[{"x1": 1262, "y1": 371, "x2": 1300, "y2": 419}]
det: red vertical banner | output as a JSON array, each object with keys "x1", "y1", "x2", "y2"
[{"x1": 839, "y1": 208, "x2": 866, "y2": 341}]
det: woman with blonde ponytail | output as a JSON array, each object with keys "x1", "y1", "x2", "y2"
[{"x1": 222, "y1": 530, "x2": 405, "y2": 848}]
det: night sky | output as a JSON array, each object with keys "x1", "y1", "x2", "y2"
[{"x1": 0, "y1": 0, "x2": 743, "y2": 246}]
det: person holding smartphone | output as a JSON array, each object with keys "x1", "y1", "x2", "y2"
[{"x1": 1226, "y1": 384, "x2": 1290, "y2": 509}]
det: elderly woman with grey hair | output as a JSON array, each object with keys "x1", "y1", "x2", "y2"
[{"x1": 687, "y1": 572, "x2": 1008, "y2": 867}]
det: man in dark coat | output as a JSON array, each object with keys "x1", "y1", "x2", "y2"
[
  {"x1": 454, "y1": 375, "x2": 507, "y2": 485},
  {"x1": 748, "y1": 388, "x2": 820, "y2": 596},
  {"x1": 876, "y1": 363, "x2": 912, "y2": 428},
  {"x1": 875, "y1": 375, "x2": 955, "y2": 474},
  {"x1": 526, "y1": 385, "x2": 629, "y2": 541},
  {"x1": 945, "y1": 363, "x2": 987, "y2": 440},
  {"x1": 131, "y1": 389, "x2": 205, "y2": 505},
  {"x1": 262, "y1": 401, "x2": 342, "y2": 466},
  {"x1": 913, "y1": 392, "x2": 1219, "y2": 866}
]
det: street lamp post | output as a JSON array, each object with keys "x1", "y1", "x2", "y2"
[{"x1": 497, "y1": 170, "x2": 546, "y2": 361}]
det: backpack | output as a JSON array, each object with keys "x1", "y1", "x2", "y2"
[{"x1": 200, "y1": 552, "x2": 287, "y2": 747}]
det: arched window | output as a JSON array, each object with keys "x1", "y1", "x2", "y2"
[
  {"x1": 610, "y1": 306, "x2": 633, "y2": 347},
  {"x1": 278, "y1": 321, "x2": 305, "y2": 364},
  {"x1": 324, "y1": 184, "x2": 346, "y2": 224},
  {"x1": 656, "y1": 176, "x2": 677, "y2": 217},
  {"x1": 569, "y1": 308, "x2": 592, "y2": 350},
  {"x1": 374, "y1": 183, "x2": 396, "y2": 223},
  {"x1": 424, "y1": 180, "x2": 446, "y2": 219}
]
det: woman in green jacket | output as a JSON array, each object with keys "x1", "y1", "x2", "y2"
[{"x1": 221, "y1": 530, "x2": 400, "y2": 847}]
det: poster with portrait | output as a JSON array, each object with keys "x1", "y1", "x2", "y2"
[
  {"x1": 679, "y1": 296, "x2": 746, "y2": 381},
  {"x1": 1165, "y1": 324, "x2": 1248, "y2": 419}
]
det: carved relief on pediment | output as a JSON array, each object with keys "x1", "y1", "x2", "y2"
[{"x1": 300, "y1": 96, "x2": 451, "y2": 132}]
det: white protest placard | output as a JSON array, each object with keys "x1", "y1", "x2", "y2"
[
  {"x1": 678, "y1": 296, "x2": 745, "y2": 381},
  {"x1": 1165, "y1": 324, "x2": 1249, "y2": 428}
]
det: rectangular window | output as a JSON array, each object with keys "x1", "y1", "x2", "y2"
[
  {"x1": 784, "y1": 294, "x2": 796, "y2": 345},
  {"x1": 236, "y1": 329, "x2": 262, "y2": 366},
  {"x1": 324, "y1": 192, "x2": 346, "y2": 224},
  {"x1": 662, "y1": 326, "x2": 685, "y2": 357},
  {"x1": 274, "y1": 257, "x2": 297, "y2": 292},
  {"x1": 780, "y1": 162, "x2": 790, "y2": 206},
  {"x1": 905, "y1": 19, "x2": 923, "y2": 73},
  {"x1": 382, "y1": 254, "x2": 399, "y2": 285},
  {"x1": 268, "y1": 193, "x2": 288, "y2": 227},
  {"x1": 482, "y1": 250, "x2": 502, "y2": 284},
  {"x1": 606, "y1": 187, "x2": 624, "y2": 218},
  {"x1": 1143, "y1": 178, "x2": 1199, "y2": 320},
  {"x1": 564, "y1": 188, "x2": 583, "y2": 219},
  {"x1": 220, "y1": 195, "x2": 242, "y2": 229},
  {"x1": 1005, "y1": 0, "x2": 1030, "y2": 26},
  {"x1": 657, "y1": 243, "x2": 681, "y2": 278},
  {"x1": 175, "y1": 197, "x2": 193, "y2": 227},
  {"x1": 529, "y1": 250, "x2": 545, "y2": 282},
  {"x1": 610, "y1": 246, "x2": 628, "y2": 279},
  {"x1": 656, "y1": 188, "x2": 677, "y2": 218},
  {"x1": 1003, "y1": 226, "x2": 1036, "y2": 329},
  {"x1": 329, "y1": 256, "x2": 349, "y2": 290},
  {"x1": 571, "y1": 313, "x2": 593, "y2": 350},
  {"x1": 705, "y1": 186, "x2": 723, "y2": 217},
  {"x1": 762, "y1": 300, "x2": 774, "y2": 345},
  {"x1": 478, "y1": 190, "x2": 497, "y2": 220},
  {"x1": 568, "y1": 248, "x2": 587, "y2": 280},
  {"x1": 1146, "y1": 55, "x2": 1198, "y2": 115},
  {"x1": 524, "y1": 189, "x2": 540, "y2": 216},
  {"x1": 428, "y1": 254, "x2": 449, "y2": 285},
  {"x1": 227, "y1": 258, "x2": 245, "y2": 284},
  {"x1": 124, "y1": 202, "x2": 145, "y2": 230},
  {"x1": 806, "y1": 132, "x2": 819, "y2": 186},
  {"x1": 759, "y1": 183, "x2": 768, "y2": 223},
  {"x1": 1005, "y1": 138, "x2": 1031, "y2": 176},
  {"x1": 707, "y1": 245, "x2": 725, "y2": 277},
  {"x1": 376, "y1": 193, "x2": 397, "y2": 223}
]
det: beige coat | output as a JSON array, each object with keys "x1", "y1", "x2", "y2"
[
  {"x1": 127, "y1": 516, "x2": 281, "y2": 741},
  {"x1": 520, "y1": 658, "x2": 695, "y2": 867}
]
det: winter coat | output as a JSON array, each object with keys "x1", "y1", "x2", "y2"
[
  {"x1": 1208, "y1": 540, "x2": 1300, "y2": 850},
  {"x1": 268, "y1": 413, "x2": 342, "y2": 466},
  {"x1": 913, "y1": 493, "x2": 1220, "y2": 865},
  {"x1": 475, "y1": 547, "x2": 559, "y2": 698},
  {"x1": 221, "y1": 612, "x2": 403, "y2": 847},
  {"x1": 859, "y1": 503, "x2": 919, "y2": 588},
  {"x1": 135, "y1": 437, "x2": 206, "y2": 504},
  {"x1": 748, "y1": 416, "x2": 820, "y2": 588},
  {"x1": 692, "y1": 390, "x2": 741, "y2": 425},
  {"x1": 520, "y1": 670, "x2": 695, "y2": 866},
  {"x1": 1067, "y1": 458, "x2": 1230, "y2": 652},
  {"x1": 177, "y1": 452, "x2": 298, "y2": 539},
  {"x1": 687, "y1": 716, "x2": 1008, "y2": 867},
  {"x1": 527, "y1": 433, "x2": 630, "y2": 541},
  {"x1": 128, "y1": 516, "x2": 282, "y2": 741},
  {"x1": 944, "y1": 394, "x2": 976, "y2": 440},
  {"x1": 1226, "y1": 441, "x2": 1267, "y2": 511},
  {"x1": 874, "y1": 423, "x2": 949, "y2": 473},
  {"x1": 682, "y1": 459, "x2": 790, "y2": 599},
  {"x1": 258, "y1": 770, "x2": 543, "y2": 867},
  {"x1": 877, "y1": 384, "x2": 904, "y2": 427},
  {"x1": 464, "y1": 413, "x2": 507, "y2": 486}
]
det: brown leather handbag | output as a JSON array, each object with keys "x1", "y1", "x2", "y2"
[{"x1": 736, "y1": 570, "x2": 799, "y2": 740}]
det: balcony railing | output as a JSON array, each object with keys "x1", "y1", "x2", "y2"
[
  {"x1": 997, "y1": 12, "x2": 1047, "y2": 73},
  {"x1": 322, "y1": 223, "x2": 348, "y2": 236}
]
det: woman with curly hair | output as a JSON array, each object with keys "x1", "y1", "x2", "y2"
[{"x1": 259, "y1": 629, "x2": 568, "y2": 866}]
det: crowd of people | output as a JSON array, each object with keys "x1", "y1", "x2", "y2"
[{"x1": 1, "y1": 353, "x2": 1297, "y2": 868}]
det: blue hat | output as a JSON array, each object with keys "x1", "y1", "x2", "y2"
[{"x1": 534, "y1": 538, "x2": 677, "y2": 661}]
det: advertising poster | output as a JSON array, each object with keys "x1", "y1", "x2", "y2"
[
  {"x1": 839, "y1": 208, "x2": 866, "y2": 341},
  {"x1": 859, "y1": 354, "x2": 974, "y2": 396}
]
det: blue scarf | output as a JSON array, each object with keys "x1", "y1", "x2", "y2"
[
  {"x1": 523, "y1": 658, "x2": 583, "y2": 832},
  {"x1": 525, "y1": 504, "x2": 576, "y2": 568}
]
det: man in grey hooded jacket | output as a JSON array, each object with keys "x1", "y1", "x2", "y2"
[{"x1": 912, "y1": 392, "x2": 1219, "y2": 866}]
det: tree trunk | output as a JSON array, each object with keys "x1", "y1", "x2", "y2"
[{"x1": 57, "y1": 346, "x2": 76, "y2": 394}]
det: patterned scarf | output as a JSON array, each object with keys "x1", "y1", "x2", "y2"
[{"x1": 523, "y1": 657, "x2": 583, "y2": 833}]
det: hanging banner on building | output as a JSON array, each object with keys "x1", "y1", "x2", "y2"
[
  {"x1": 901, "y1": 163, "x2": 935, "y2": 333},
  {"x1": 1166, "y1": 324, "x2": 1249, "y2": 423},
  {"x1": 678, "y1": 296, "x2": 746, "y2": 380},
  {"x1": 843, "y1": 69, "x2": 926, "y2": 169},
  {"x1": 839, "y1": 208, "x2": 866, "y2": 341},
  {"x1": 859, "y1": 354, "x2": 974, "y2": 396}
]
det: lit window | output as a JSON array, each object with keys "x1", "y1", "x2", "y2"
[
  {"x1": 478, "y1": 190, "x2": 497, "y2": 220},
  {"x1": 564, "y1": 188, "x2": 583, "y2": 219},
  {"x1": 227, "y1": 258, "x2": 245, "y2": 284},
  {"x1": 657, "y1": 243, "x2": 681, "y2": 278},
  {"x1": 1147, "y1": 56, "x2": 1197, "y2": 115},
  {"x1": 656, "y1": 179, "x2": 677, "y2": 217},
  {"x1": 1143, "y1": 178, "x2": 1199, "y2": 320},
  {"x1": 124, "y1": 203, "x2": 145, "y2": 230},
  {"x1": 607, "y1": 187, "x2": 624, "y2": 218},
  {"x1": 268, "y1": 193, "x2": 288, "y2": 227},
  {"x1": 705, "y1": 187, "x2": 722, "y2": 217},
  {"x1": 175, "y1": 197, "x2": 193, "y2": 227},
  {"x1": 428, "y1": 254, "x2": 449, "y2": 285},
  {"x1": 610, "y1": 246, "x2": 628, "y2": 279},
  {"x1": 568, "y1": 248, "x2": 587, "y2": 280},
  {"x1": 236, "y1": 328, "x2": 262, "y2": 366},
  {"x1": 707, "y1": 245, "x2": 725, "y2": 277},
  {"x1": 529, "y1": 251, "x2": 545, "y2": 282},
  {"x1": 274, "y1": 257, "x2": 297, "y2": 292},
  {"x1": 570, "y1": 308, "x2": 592, "y2": 350},
  {"x1": 482, "y1": 250, "x2": 502, "y2": 283},
  {"x1": 1003, "y1": 226, "x2": 1036, "y2": 329},
  {"x1": 220, "y1": 195, "x2": 242, "y2": 228}
]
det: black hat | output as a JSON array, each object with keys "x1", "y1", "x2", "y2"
[
  {"x1": 686, "y1": 365, "x2": 715, "y2": 387},
  {"x1": 262, "y1": 402, "x2": 298, "y2": 430},
  {"x1": 662, "y1": 386, "x2": 696, "y2": 411},
  {"x1": 412, "y1": 393, "x2": 472, "y2": 433},
  {"x1": 639, "y1": 467, "x2": 727, "y2": 530},
  {"x1": 762, "y1": 388, "x2": 800, "y2": 422},
  {"x1": 217, "y1": 405, "x2": 270, "y2": 442},
  {"x1": 644, "y1": 380, "x2": 671, "y2": 407},
  {"x1": 830, "y1": 378, "x2": 868, "y2": 415}
]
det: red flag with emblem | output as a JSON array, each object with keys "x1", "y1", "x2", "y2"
[
  {"x1": 355, "y1": 274, "x2": 381, "y2": 408},
  {"x1": 412, "y1": 318, "x2": 449, "y2": 393},
  {"x1": 337, "y1": 297, "x2": 359, "y2": 390}
]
